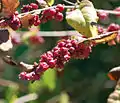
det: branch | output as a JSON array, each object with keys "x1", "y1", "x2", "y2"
[
  {"x1": 17, "y1": 5, "x2": 120, "y2": 18},
  {"x1": 96, "y1": 9, "x2": 120, "y2": 15},
  {"x1": 18, "y1": 5, "x2": 77, "y2": 18},
  {"x1": 63, "y1": 0, "x2": 76, "y2": 5}
]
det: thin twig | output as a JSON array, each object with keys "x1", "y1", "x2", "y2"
[
  {"x1": 18, "y1": 4, "x2": 120, "y2": 18},
  {"x1": 18, "y1": 5, "x2": 77, "y2": 18},
  {"x1": 63, "y1": 0, "x2": 75, "y2": 5},
  {"x1": 96, "y1": 9, "x2": 120, "y2": 15}
]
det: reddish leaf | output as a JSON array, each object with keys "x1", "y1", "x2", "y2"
[
  {"x1": 20, "y1": 14, "x2": 34, "y2": 28},
  {"x1": 1, "y1": 0, "x2": 19, "y2": 17}
]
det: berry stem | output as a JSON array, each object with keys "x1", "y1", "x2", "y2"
[
  {"x1": 18, "y1": 5, "x2": 77, "y2": 18},
  {"x1": 18, "y1": 5, "x2": 120, "y2": 18},
  {"x1": 62, "y1": 0, "x2": 76, "y2": 5},
  {"x1": 96, "y1": 9, "x2": 120, "y2": 15}
]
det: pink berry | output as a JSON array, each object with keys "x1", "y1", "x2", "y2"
[
  {"x1": 14, "y1": 11, "x2": 19, "y2": 15},
  {"x1": 49, "y1": 8, "x2": 56, "y2": 16},
  {"x1": 97, "y1": 11, "x2": 108, "y2": 20},
  {"x1": 34, "y1": 20, "x2": 41, "y2": 26},
  {"x1": 107, "y1": 23, "x2": 120, "y2": 32},
  {"x1": 55, "y1": 12, "x2": 63, "y2": 21},
  {"x1": 30, "y1": 3, "x2": 39, "y2": 9},
  {"x1": 21, "y1": 5, "x2": 31, "y2": 13},
  {"x1": 114, "y1": 7, "x2": 120, "y2": 17},
  {"x1": 56, "y1": 4, "x2": 64, "y2": 12},
  {"x1": 48, "y1": 60, "x2": 56, "y2": 68},
  {"x1": 97, "y1": 26, "x2": 104, "y2": 34},
  {"x1": 7, "y1": 15, "x2": 21, "y2": 30},
  {"x1": 34, "y1": 15, "x2": 39, "y2": 21}
]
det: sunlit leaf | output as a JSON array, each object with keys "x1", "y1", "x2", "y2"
[
  {"x1": 59, "y1": 92, "x2": 69, "y2": 103},
  {"x1": 66, "y1": 0, "x2": 98, "y2": 37},
  {"x1": 20, "y1": 14, "x2": 34, "y2": 28},
  {"x1": 46, "y1": 0, "x2": 54, "y2": 6},
  {"x1": 80, "y1": 0, "x2": 98, "y2": 37},
  {"x1": 66, "y1": 9, "x2": 86, "y2": 35}
]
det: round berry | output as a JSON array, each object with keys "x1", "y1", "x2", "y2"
[
  {"x1": 30, "y1": 3, "x2": 38, "y2": 9},
  {"x1": 114, "y1": 7, "x2": 120, "y2": 17},
  {"x1": 97, "y1": 26, "x2": 104, "y2": 34},
  {"x1": 56, "y1": 4, "x2": 64, "y2": 12},
  {"x1": 55, "y1": 12, "x2": 63, "y2": 21},
  {"x1": 97, "y1": 11, "x2": 108, "y2": 20},
  {"x1": 49, "y1": 8, "x2": 56, "y2": 16},
  {"x1": 34, "y1": 20, "x2": 41, "y2": 26},
  {"x1": 107, "y1": 23, "x2": 120, "y2": 32}
]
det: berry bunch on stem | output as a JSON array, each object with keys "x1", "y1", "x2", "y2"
[{"x1": 19, "y1": 36, "x2": 93, "y2": 80}]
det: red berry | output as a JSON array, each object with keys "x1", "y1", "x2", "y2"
[
  {"x1": 97, "y1": 11, "x2": 108, "y2": 20},
  {"x1": 49, "y1": 8, "x2": 56, "y2": 16},
  {"x1": 34, "y1": 15, "x2": 39, "y2": 21},
  {"x1": 34, "y1": 20, "x2": 41, "y2": 26},
  {"x1": 56, "y1": 4, "x2": 64, "y2": 12},
  {"x1": 30, "y1": 3, "x2": 39, "y2": 9},
  {"x1": 55, "y1": 12, "x2": 63, "y2": 21},
  {"x1": 7, "y1": 15, "x2": 21, "y2": 30},
  {"x1": 107, "y1": 23, "x2": 120, "y2": 32},
  {"x1": 14, "y1": 11, "x2": 19, "y2": 15},
  {"x1": 114, "y1": 7, "x2": 120, "y2": 17},
  {"x1": 21, "y1": 5, "x2": 32, "y2": 13},
  {"x1": 97, "y1": 26, "x2": 104, "y2": 34}
]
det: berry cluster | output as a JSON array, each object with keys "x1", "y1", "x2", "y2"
[
  {"x1": 40, "y1": 4, "x2": 64, "y2": 23},
  {"x1": 21, "y1": 3, "x2": 38, "y2": 13},
  {"x1": 98, "y1": 23, "x2": 120, "y2": 34},
  {"x1": 107, "y1": 23, "x2": 120, "y2": 32},
  {"x1": 29, "y1": 15, "x2": 41, "y2": 26},
  {"x1": 7, "y1": 14, "x2": 21, "y2": 30},
  {"x1": 114, "y1": 7, "x2": 120, "y2": 17},
  {"x1": 0, "y1": 3, "x2": 64, "y2": 30},
  {"x1": 19, "y1": 38, "x2": 92, "y2": 80},
  {"x1": 24, "y1": 4, "x2": 64, "y2": 27}
]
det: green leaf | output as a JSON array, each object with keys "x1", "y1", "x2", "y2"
[
  {"x1": 66, "y1": 0, "x2": 98, "y2": 37},
  {"x1": 42, "y1": 69, "x2": 56, "y2": 91},
  {"x1": 80, "y1": 0, "x2": 98, "y2": 37},
  {"x1": 29, "y1": 80, "x2": 45, "y2": 93},
  {"x1": 46, "y1": 0, "x2": 54, "y2": 6},
  {"x1": 5, "y1": 85, "x2": 19, "y2": 103}
]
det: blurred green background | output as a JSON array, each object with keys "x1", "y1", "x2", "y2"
[{"x1": 1, "y1": 0, "x2": 120, "y2": 103}]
